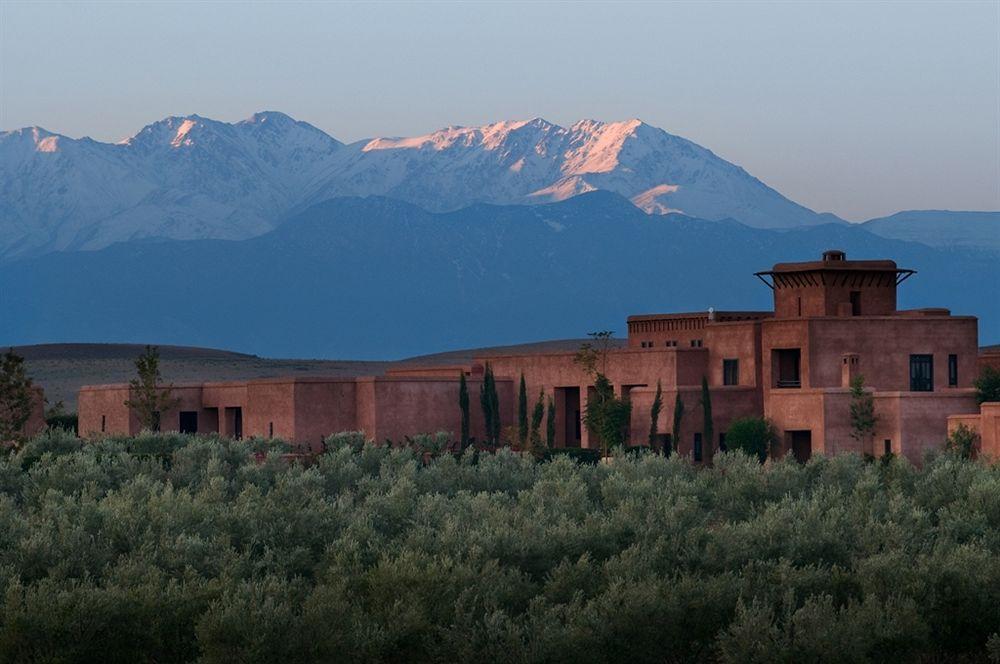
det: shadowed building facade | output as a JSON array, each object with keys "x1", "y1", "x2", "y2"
[{"x1": 78, "y1": 251, "x2": 997, "y2": 462}]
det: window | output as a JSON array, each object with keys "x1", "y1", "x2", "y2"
[
  {"x1": 719, "y1": 432, "x2": 728, "y2": 453},
  {"x1": 690, "y1": 339, "x2": 703, "y2": 348},
  {"x1": 909, "y1": 354, "x2": 934, "y2": 392},
  {"x1": 100, "y1": 415, "x2": 106, "y2": 433},
  {"x1": 723, "y1": 359, "x2": 739, "y2": 386},
  {"x1": 884, "y1": 439, "x2": 892, "y2": 456},
  {"x1": 948, "y1": 354, "x2": 958, "y2": 387},
  {"x1": 797, "y1": 297, "x2": 802, "y2": 317},
  {"x1": 775, "y1": 349, "x2": 801, "y2": 388},
  {"x1": 850, "y1": 291, "x2": 861, "y2": 316},
  {"x1": 693, "y1": 433, "x2": 703, "y2": 462},
  {"x1": 268, "y1": 422, "x2": 274, "y2": 438}
]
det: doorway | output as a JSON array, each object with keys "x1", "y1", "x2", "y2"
[
  {"x1": 790, "y1": 430, "x2": 812, "y2": 463},
  {"x1": 179, "y1": 411, "x2": 198, "y2": 434}
]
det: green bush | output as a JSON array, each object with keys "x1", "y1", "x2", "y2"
[
  {"x1": 543, "y1": 447, "x2": 602, "y2": 464},
  {"x1": 0, "y1": 431, "x2": 997, "y2": 661},
  {"x1": 724, "y1": 417, "x2": 777, "y2": 462}
]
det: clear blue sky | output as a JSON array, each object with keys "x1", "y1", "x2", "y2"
[{"x1": 2, "y1": 1, "x2": 997, "y2": 220}]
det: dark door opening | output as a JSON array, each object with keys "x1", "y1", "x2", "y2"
[
  {"x1": 225, "y1": 407, "x2": 243, "y2": 440},
  {"x1": 555, "y1": 387, "x2": 581, "y2": 447},
  {"x1": 179, "y1": 411, "x2": 198, "y2": 434},
  {"x1": 790, "y1": 430, "x2": 812, "y2": 463},
  {"x1": 693, "y1": 433, "x2": 703, "y2": 462}
]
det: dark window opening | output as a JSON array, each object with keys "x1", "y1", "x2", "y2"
[
  {"x1": 884, "y1": 439, "x2": 892, "y2": 456},
  {"x1": 179, "y1": 411, "x2": 198, "y2": 434},
  {"x1": 775, "y1": 349, "x2": 801, "y2": 388},
  {"x1": 850, "y1": 291, "x2": 861, "y2": 316},
  {"x1": 723, "y1": 359, "x2": 739, "y2": 386},
  {"x1": 693, "y1": 433, "x2": 703, "y2": 462},
  {"x1": 948, "y1": 354, "x2": 958, "y2": 387},
  {"x1": 719, "y1": 432, "x2": 727, "y2": 453},
  {"x1": 100, "y1": 415, "x2": 106, "y2": 433},
  {"x1": 909, "y1": 354, "x2": 934, "y2": 392},
  {"x1": 797, "y1": 296, "x2": 802, "y2": 317},
  {"x1": 233, "y1": 407, "x2": 243, "y2": 440},
  {"x1": 268, "y1": 421, "x2": 274, "y2": 438}
]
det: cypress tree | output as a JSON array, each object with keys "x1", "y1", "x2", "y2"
[
  {"x1": 672, "y1": 393, "x2": 684, "y2": 455},
  {"x1": 479, "y1": 364, "x2": 494, "y2": 446},
  {"x1": 546, "y1": 395, "x2": 556, "y2": 448},
  {"x1": 529, "y1": 389, "x2": 544, "y2": 453},
  {"x1": 701, "y1": 376, "x2": 713, "y2": 463},
  {"x1": 518, "y1": 374, "x2": 528, "y2": 447},
  {"x1": 648, "y1": 380, "x2": 663, "y2": 451},
  {"x1": 458, "y1": 372, "x2": 470, "y2": 448}
]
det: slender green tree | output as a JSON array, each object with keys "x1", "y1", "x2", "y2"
[
  {"x1": 124, "y1": 345, "x2": 179, "y2": 432},
  {"x1": 672, "y1": 393, "x2": 684, "y2": 455},
  {"x1": 458, "y1": 372, "x2": 470, "y2": 448},
  {"x1": 546, "y1": 395, "x2": 556, "y2": 448},
  {"x1": 849, "y1": 374, "x2": 877, "y2": 454},
  {"x1": 479, "y1": 364, "x2": 494, "y2": 446},
  {"x1": 0, "y1": 348, "x2": 34, "y2": 447},
  {"x1": 479, "y1": 364, "x2": 501, "y2": 446},
  {"x1": 529, "y1": 389, "x2": 545, "y2": 454},
  {"x1": 648, "y1": 380, "x2": 663, "y2": 450},
  {"x1": 518, "y1": 374, "x2": 528, "y2": 447},
  {"x1": 489, "y1": 366, "x2": 501, "y2": 444},
  {"x1": 702, "y1": 376, "x2": 713, "y2": 463}
]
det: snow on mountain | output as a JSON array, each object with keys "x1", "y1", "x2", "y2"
[
  {"x1": 1, "y1": 112, "x2": 836, "y2": 259},
  {"x1": 314, "y1": 117, "x2": 831, "y2": 229},
  {"x1": 0, "y1": 112, "x2": 342, "y2": 257}
]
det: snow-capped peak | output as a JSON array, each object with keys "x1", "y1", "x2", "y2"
[{"x1": 1, "y1": 110, "x2": 837, "y2": 260}]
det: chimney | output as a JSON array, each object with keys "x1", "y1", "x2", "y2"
[{"x1": 841, "y1": 353, "x2": 860, "y2": 387}]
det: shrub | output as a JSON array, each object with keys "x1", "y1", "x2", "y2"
[
  {"x1": 725, "y1": 417, "x2": 777, "y2": 462},
  {"x1": 0, "y1": 430, "x2": 997, "y2": 661},
  {"x1": 946, "y1": 423, "x2": 979, "y2": 459},
  {"x1": 974, "y1": 366, "x2": 1000, "y2": 404}
]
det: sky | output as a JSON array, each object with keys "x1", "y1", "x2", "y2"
[{"x1": 1, "y1": 1, "x2": 998, "y2": 221}]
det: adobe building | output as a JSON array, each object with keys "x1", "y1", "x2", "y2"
[{"x1": 78, "y1": 251, "x2": 996, "y2": 463}]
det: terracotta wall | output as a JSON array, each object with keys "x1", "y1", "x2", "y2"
[
  {"x1": 805, "y1": 317, "x2": 978, "y2": 391},
  {"x1": 705, "y1": 321, "x2": 762, "y2": 388},
  {"x1": 294, "y1": 381, "x2": 358, "y2": 451},
  {"x1": 361, "y1": 376, "x2": 513, "y2": 445},
  {"x1": 78, "y1": 385, "x2": 134, "y2": 436}
]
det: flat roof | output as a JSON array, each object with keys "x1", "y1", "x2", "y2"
[{"x1": 627, "y1": 311, "x2": 772, "y2": 323}]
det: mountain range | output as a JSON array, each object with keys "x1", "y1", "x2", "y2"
[
  {"x1": 2, "y1": 193, "x2": 997, "y2": 358},
  {"x1": 2, "y1": 111, "x2": 847, "y2": 259},
  {"x1": 2, "y1": 111, "x2": 997, "y2": 357}
]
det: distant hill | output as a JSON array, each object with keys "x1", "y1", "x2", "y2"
[
  {"x1": 3, "y1": 193, "x2": 997, "y2": 362},
  {"x1": 14, "y1": 339, "x2": 606, "y2": 410},
  {"x1": 862, "y1": 210, "x2": 1000, "y2": 251}
]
